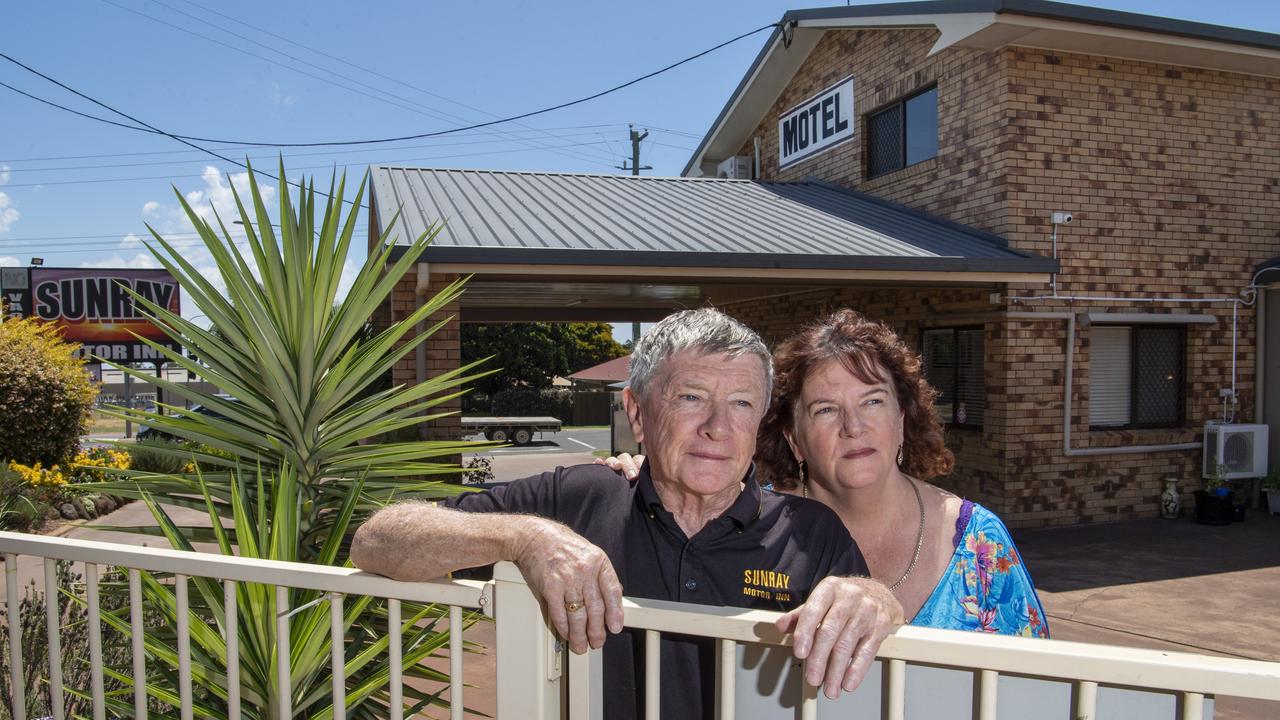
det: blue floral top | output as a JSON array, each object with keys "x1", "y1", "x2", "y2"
[{"x1": 910, "y1": 501, "x2": 1050, "y2": 638}]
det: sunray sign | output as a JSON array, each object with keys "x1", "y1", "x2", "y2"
[
  {"x1": 2, "y1": 268, "x2": 182, "y2": 363},
  {"x1": 778, "y1": 76, "x2": 855, "y2": 170}
]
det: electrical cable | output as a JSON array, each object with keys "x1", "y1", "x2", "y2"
[
  {"x1": 0, "y1": 22, "x2": 776, "y2": 149},
  {"x1": 0, "y1": 139, "x2": 614, "y2": 189},
  {"x1": 99, "y1": 0, "x2": 617, "y2": 167},
  {"x1": 10, "y1": 130, "x2": 625, "y2": 173},
  {"x1": 168, "y1": 0, "x2": 621, "y2": 164},
  {"x1": 0, "y1": 124, "x2": 623, "y2": 164},
  {"x1": 0, "y1": 53, "x2": 359, "y2": 208}
]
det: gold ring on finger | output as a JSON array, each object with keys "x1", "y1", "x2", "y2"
[{"x1": 564, "y1": 599, "x2": 585, "y2": 613}]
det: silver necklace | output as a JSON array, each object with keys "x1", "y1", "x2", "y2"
[
  {"x1": 801, "y1": 473, "x2": 926, "y2": 591},
  {"x1": 890, "y1": 478, "x2": 926, "y2": 592}
]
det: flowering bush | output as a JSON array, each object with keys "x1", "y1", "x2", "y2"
[
  {"x1": 69, "y1": 447, "x2": 131, "y2": 484},
  {"x1": 6, "y1": 460, "x2": 68, "y2": 488},
  {"x1": 0, "y1": 314, "x2": 98, "y2": 466}
]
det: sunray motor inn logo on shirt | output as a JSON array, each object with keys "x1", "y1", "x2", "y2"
[
  {"x1": 778, "y1": 76, "x2": 855, "y2": 170},
  {"x1": 2, "y1": 267, "x2": 182, "y2": 362},
  {"x1": 742, "y1": 568, "x2": 792, "y2": 603}
]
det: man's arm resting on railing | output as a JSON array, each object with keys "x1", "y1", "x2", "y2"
[
  {"x1": 777, "y1": 576, "x2": 904, "y2": 700},
  {"x1": 351, "y1": 501, "x2": 624, "y2": 653}
]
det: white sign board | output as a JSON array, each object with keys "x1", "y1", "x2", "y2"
[{"x1": 778, "y1": 76, "x2": 855, "y2": 169}]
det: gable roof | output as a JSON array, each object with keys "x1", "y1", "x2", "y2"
[
  {"x1": 684, "y1": 0, "x2": 1280, "y2": 177},
  {"x1": 568, "y1": 355, "x2": 631, "y2": 383},
  {"x1": 370, "y1": 165, "x2": 1055, "y2": 278}
]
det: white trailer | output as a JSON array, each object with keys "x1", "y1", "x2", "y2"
[{"x1": 462, "y1": 416, "x2": 562, "y2": 445}]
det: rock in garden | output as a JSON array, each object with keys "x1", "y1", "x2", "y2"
[
  {"x1": 59, "y1": 503, "x2": 79, "y2": 520},
  {"x1": 95, "y1": 495, "x2": 116, "y2": 515}
]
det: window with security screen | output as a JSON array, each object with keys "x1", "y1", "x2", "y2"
[
  {"x1": 867, "y1": 86, "x2": 938, "y2": 178},
  {"x1": 921, "y1": 327, "x2": 984, "y2": 429},
  {"x1": 1089, "y1": 325, "x2": 1185, "y2": 429}
]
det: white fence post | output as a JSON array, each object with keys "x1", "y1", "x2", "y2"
[{"x1": 492, "y1": 561, "x2": 563, "y2": 720}]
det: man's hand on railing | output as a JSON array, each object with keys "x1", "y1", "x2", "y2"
[
  {"x1": 775, "y1": 576, "x2": 904, "y2": 700},
  {"x1": 510, "y1": 515, "x2": 626, "y2": 654}
]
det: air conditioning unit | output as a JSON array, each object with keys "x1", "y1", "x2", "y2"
[
  {"x1": 716, "y1": 155, "x2": 752, "y2": 179},
  {"x1": 1202, "y1": 423, "x2": 1268, "y2": 480}
]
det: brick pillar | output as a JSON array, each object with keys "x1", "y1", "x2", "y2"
[{"x1": 385, "y1": 267, "x2": 463, "y2": 443}]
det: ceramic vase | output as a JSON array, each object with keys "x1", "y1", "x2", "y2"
[{"x1": 1160, "y1": 478, "x2": 1181, "y2": 519}]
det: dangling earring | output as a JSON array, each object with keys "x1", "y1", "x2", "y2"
[
  {"x1": 896, "y1": 444, "x2": 904, "y2": 467},
  {"x1": 798, "y1": 460, "x2": 808, "y2": 498}
]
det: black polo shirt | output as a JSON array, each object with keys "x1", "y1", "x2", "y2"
[{"x1": 443, "y1": 462, "x2": 867, "y2": 720}]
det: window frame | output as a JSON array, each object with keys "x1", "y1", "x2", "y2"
[
  {"x1": 1088, "y1": 324, "x2": 1187, "y2": 431},
  {"x1": 919, "y1": 325, "x2": 984, "y2": 430},
  {"x1": 866, "y1": 84, "x2": 938, "y2": 179}
]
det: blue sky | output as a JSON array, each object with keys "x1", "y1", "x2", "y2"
[{"x1": 2, "y1": 0, "x2": 1277, "y2": 340}]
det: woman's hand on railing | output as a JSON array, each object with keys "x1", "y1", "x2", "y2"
[
  {"x1": 775, "y1": 576, "x2": 904, "y2": 699},
  {"x1": 510, "y1": 515, "x2": 626, "y2": 654},
  {"x1": 593, "y1": 453, "x2": 645, "y2": 481}
]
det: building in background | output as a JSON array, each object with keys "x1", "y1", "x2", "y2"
[{"x1": 372, "y1": 1, "x2": 1280, "y2": 527}]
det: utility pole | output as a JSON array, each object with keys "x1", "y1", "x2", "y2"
[{"x1": 617, "y1": 124, "x2": 652, "y2": 176}]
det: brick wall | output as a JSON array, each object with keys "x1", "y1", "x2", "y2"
[
  {"x1": 385, "y1": 270, "x2": 462, "y2": 444},
  {"x1": 729, "y1": 28, "x2": 1280, "y2": 526}
]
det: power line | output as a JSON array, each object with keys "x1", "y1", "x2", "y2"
[
  {"x1": 0, "y1": 139, "x2": 615, "y2": 188},
  {"x1": 0, "y1": 22, "x2": 776, "y2": 149},
  {"x1": 99, "y1": 0, "x2": 617, "y2": 168},
  {"x1": 169, "y1": 0, "x2": 622, "y2": 165},
  {"x1": 9, "y1": 130, "x2": 626, "y2": 173},
  {"x1": 0, "y1": 51, "x2": 358, "y2": 209},
  {"x1": 0, "y1": 124, "x2": 624, "y2": 164}
]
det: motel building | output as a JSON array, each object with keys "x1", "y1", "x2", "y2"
[{"x1": 373, "y1": 1, "x2": 1280, "y2": 529}]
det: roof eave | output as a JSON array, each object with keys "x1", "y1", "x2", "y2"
[{"x1": 390, "y1": 244, "x2": 1059, "y2": 275}]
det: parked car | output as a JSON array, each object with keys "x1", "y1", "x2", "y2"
[{"x1": 136, "y1": 402, "x2": 233, "y2": 442}]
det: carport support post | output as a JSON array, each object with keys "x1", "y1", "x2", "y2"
[{"x1": 404, "y1": 263, "x2": 463, "y2": 450}]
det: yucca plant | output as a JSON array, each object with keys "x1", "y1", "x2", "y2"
[{"x1": 74, "y1": 161, "x2": 493, "y2": 717}]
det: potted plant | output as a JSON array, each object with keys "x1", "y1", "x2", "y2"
[
  {"x1": 1194, "y1": 464, "x2": 1236, "y2": 525},
  {"x1": 1264, "y1": 469, "x2": 1280, "y2": 516}
]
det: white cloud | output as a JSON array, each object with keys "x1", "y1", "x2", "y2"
[
  {"x1": 0, "y1": 165, "x2": 9, "y2": 185},
  {"x1": 271, "y1": 82, "x2": 298, "y2": 107},
  {"x1": 142, "y1": 201, "x2": 160, "y2": 215},
  {"x1": 120, "y1": 233, "x2": 143, "y2": 248},
  {"x1": 0, "y1": 256, "x2": 19, "y2": 267},
  {"x1": 79, "y1": 253, "x2": 160, "y2": 270},
  {"x1": 0, "y1": 192, "x2": 18, "y2": 235}
]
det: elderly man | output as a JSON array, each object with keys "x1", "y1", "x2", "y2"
[{"x1": 351, "y1": 308, "x2": 902, "y2": 719}]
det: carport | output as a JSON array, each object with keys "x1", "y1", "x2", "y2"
[{"x1": 366, "y1": 166, "x2": 1055, "y2": 441}]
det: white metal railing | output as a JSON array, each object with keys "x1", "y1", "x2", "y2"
[
  {"x1": 4, "y1": 532, "x2": 1280, "y2": 720},
  {"x1": 0, "y1": 531, "x2": 490, "y2": 720}
]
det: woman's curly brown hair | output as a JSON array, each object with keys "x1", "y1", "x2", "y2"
[{"x1": 756, "y1": 309, "x2": 954, "y2": 489}]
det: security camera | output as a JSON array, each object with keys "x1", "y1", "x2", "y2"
[{"x1": 1052, "y1": 211, "x2": 1074, "y2": 225}]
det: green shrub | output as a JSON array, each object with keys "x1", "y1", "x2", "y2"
[
  {"x1": 0, "y1": 315, "x2": 98, "y2": 467},
  {"x1": 492, "y1": 386, "x2": 572, "y2": 421},
  {"x1": 128, "y1": 440, "x2": 192, "y2": 475}
]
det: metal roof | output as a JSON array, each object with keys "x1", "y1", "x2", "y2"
[{"x1": 370, "y1": 166, "x2": 1055, "y2": 274}]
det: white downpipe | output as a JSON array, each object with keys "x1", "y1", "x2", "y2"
[
  {"x1": 1006, "y1": 312, "x2": 1200, "y2": 456},
  {"x1": 1256, "y1": 291, "x2": 1266, "y2": 424}
]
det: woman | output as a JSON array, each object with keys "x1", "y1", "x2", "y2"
[{"x1": 605, "y1": 309, "x2": 1047, "y2": 637}]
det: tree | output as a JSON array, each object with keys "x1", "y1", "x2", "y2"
[
  {"x1": 0, "y1": 314, "x2": 97, "y2": 467},
  {"x1": 461, "y1": 322, "x2": 626, "y2": 397},
  {"x1": 87, "y1": 161, "x2": 487, "y2": 718}
]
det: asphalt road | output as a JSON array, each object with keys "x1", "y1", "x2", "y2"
[{"x1": 463, "y1": 426, "x2": 611, "y2": 456}]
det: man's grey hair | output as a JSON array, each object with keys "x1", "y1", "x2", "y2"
[{"x1": 628, "y1": 308, "x2": 773, "y2": 404}]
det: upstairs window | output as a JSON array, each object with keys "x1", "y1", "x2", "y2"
[
  {"x1": 1089, "y1": 325, "x2": 1185, "y2": 429},
  {"x1": 867, "y1": 86, "x2": 938, "y2": 178},
  {"x1": 921, "y1": 326, "x2": 984, "y2": 429}
]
